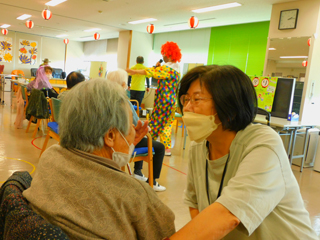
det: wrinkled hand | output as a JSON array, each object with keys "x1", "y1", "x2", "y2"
[{"x1": 134, "y1": 120, "x2": 149, "y2": 145}]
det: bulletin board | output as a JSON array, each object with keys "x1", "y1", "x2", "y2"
[{"x1": 251, "y1": 76, "x2": 278, "y2": 112}]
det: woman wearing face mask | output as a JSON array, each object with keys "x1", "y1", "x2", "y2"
[
  {"x1": 23, "y1": 79, "x2": 176, "y2": 239},
  {"x1": 167, "y1": 65, "x2": 318, "y2": 240},
  {"x1": 26, "y1": 66, "x2": 59, "y2": 98},
  {"x1": 126, "y1": 41, "x2": 182, "y2": 156}
]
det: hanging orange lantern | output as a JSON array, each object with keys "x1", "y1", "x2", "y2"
[
  {"x1": 63, "y1": 38, "x2": 69, "y2": 44},
  {"x1": 25, "y1": 20, "x2": 34, "y2": 29},
  {"x1": 94, "y1": 32, "x2": 100, "y2": 40},
  {"x1": 189, "y1": 16, "x2": 199, "y2": 29},
  {"x1": 146, "y1": 24, "x2": 154, "y2": 34},
  {"x1": 308, "y1": 38, "x2": 311, "y2": 47},
  {"x1": 42, "y1": 8, "x2": 52, "y2": 20},
  {"x1": 302, "y1": 60, "x2": 308, "y2": 67},
  {"x1": 1, "y1": 29, "x2": 8, "y2": 35}
]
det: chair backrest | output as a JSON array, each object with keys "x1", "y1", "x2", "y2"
[
  {"x1": 130, "y1": 99, "x2": 139, "y2": 117},
  {"x1": 51, "y1": 98, "x2": 62, "y2": 123},
  {"x1": 257, "y1": 107, "x2": 271, "y2": 126},
  {"x1": 0, "y1": 64, "x2": 4, "y2": 74},
  {"x1": 11, "y1": 70, "x2": 25, "y2": 80},
  {"x1": 52, "y1": 68, "x2": 63, "y2": 79},
  {"x1": 21, "y1": 85, "x2": 28, "y2": 103},
  {"x1": 30, "y1": 68, "x2": 37, "y2": 77}
]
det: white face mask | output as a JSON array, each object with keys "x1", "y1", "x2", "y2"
[
  {"x1": 182, "y1": 112, "x2": 221, "y2": 143},
  {"x1": 46, "y1": 74, "x2": 52, "y2": 80},
  {"x1": 111, "y1": 130, "x2": 135, "y2": 167}
]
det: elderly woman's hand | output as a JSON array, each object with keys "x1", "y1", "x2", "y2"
[{"x1": 134, "y1": 120, "x2": 149, "y2": 145}]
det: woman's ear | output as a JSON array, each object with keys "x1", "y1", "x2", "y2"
[{"x1": 104, "y1": 129, "x2": 116, "y2": 148}]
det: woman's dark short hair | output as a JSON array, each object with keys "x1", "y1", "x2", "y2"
[
  {"x1": 178, "y1": 65, "x2": 257, "y2": 132},
  {"x1": 66, "y1": 71, "x2": 85, "y2": 89}
]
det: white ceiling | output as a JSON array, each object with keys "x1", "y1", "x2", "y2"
[{"x1": 0, "y1": 0, "x2": 298, "y2": 42}]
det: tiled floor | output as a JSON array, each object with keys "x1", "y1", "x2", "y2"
[{"x1": 1, "y1": 91, "x2": 320, "y2": 236}]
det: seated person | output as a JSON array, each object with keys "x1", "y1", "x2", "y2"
[
  {"x1": 26, "y1": 66, "x2": 58, "y2": 98},
  {"x1": 23, "y1": 79, "x2": 175, "y2": 240},
  {"x1": 58, "y1": 71, "x2": 85, "y2": 100},
  {"x1": 107, "y1": 69, "x2": 166, "y2": 191}
]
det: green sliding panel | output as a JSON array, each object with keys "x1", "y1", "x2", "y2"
[{"x1": 207, "y1": 21, "x2": 269, "y2": 76}]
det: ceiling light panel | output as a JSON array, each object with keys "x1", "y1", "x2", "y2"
[
  {"x1": 128, "y1": 18, "x2": 157, "y2": 24},
  {"x1": 84, "y1": 28, "x2": 101, "y2": 32},
  {"x1": 56, "y1": 34, "x2": 68, "y2": 37},
  {"x1": 17, "y1": 14, "x2": 32, "y2": 20},
  {"x1": 280, "y1": 56, "x2": 308, "y2": 59},
  {"x1": 0, "y1": 24, "x2": 10, "y2": 28},
  {"x1": 192, "y1": 2, "x2": 242, "y2": 13},
  {"x1": 45, "y1": 0, "x2": 67, "y2": 7}
]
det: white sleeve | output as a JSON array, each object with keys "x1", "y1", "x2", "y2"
[
  {"x1": 183, "y1": 147, "x2": 199, "y2": 209},
  {"x1": 216, "y1": 147, "x2": 285, "y2": 235}
]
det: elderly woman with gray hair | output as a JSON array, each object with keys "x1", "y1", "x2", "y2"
[
  {"x1": 23, "y1": 79, "x2": 175, "y2": 239},
  {"x1": 107, "y1": 69, "x2": 166, "y2": 191}
]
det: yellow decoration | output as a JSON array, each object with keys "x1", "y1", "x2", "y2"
[
  {"x1": 4, "y1": 53, "x2": 12, "y2": 62},
  {"x1": 30, "y1": 42, "x2": 37, "y2": 48}
]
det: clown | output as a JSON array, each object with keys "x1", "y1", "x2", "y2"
[{"x1": 127, "y1": 41, "x2": 182, "y2": 155}]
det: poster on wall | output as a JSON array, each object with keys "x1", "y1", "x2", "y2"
[
  {"x1": 18, "y1": 39, "x2": 38, "y2": 65},
  {"x1": 0, "y1": 37, "x2": 13, "y2": 63},
  {"x1": 89, "y1": 61, "x2": 107, "y2": 79},
  {"x1": 250, "y1": 76, "x2": 278, "y2": 112}
]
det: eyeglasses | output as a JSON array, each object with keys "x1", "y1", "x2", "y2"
[{"x1": 180, "y1": 94, "x2": 212, "y2": 107}]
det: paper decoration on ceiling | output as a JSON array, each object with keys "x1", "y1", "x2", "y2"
[
  {"x1": 25, "y1": 20, "x2": 34, "y2": 29},
  {"x1": 1, "y1": 29, "x2": 8, "y2": 35},
  {"x1": 19, "y1": 40, "x2": 38, "y2": 65},
  {"x1": 42, "y1": 8, "x2": 52, "y2": 20},
  {"x1": 0, "y1": 37, "x2": 13, "y2": 63},
  {"x1": 63, "y1": 38, "x2": 69, "y2": 44},
  {"x1": 94, "y1": 32, "x2": 100, "y2": 40},
  {"x1": 189, "y1": 16, "x2": 199, "y2": 29},
  {"x1": 302, "y1": 60, "x2": 308, "y2": 67},
  {"x1": 308, "y1": 38, "x2": 311, "y2": 46},
  {"x1": 147, "y1": 24, "x2": 154, "y2": 34}
]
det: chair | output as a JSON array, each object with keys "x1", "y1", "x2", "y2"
[
  {"x1": 25, "y1": 89, "x2": 50, "y2": 138},
  {"x1": 11, "y1": 70, "x2": 25, "y2": 92},
  {"x1": 0, "y1": 171, "x2": 70, "y2": 239},
  {"x1": 30, "y1": 68, "x2": 37, "y2": 77},
  {"x1": 40, "y1": 98, "x2": 61, "y2": 157},
  {"x1": 175, "y1": 105, "x2": 185, "y2": 137},
  {"x1": 121, "y1": 133, "x2": 154, "y2": 188},
  {"x1": 130, "y1": 99, "x2": 140, "y2": 117},
  {"x1": 20, "y1": 85, "x2": 29, "y2": 115},
  {"x1": 256, "y1": 107, "x2": 271, "y2": 126}
]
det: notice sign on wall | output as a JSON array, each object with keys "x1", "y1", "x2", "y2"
[{"x1": 251, "y1": 76, "x2": 278, "y2": 112}]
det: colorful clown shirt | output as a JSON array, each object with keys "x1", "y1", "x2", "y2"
[{"x1": 145, "y1": 64, "x2": 180, "y2": 139}]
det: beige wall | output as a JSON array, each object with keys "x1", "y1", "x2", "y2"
[
  {"x1": 0, "y1": 31, "x2": 84, "y2": 78},
  {"x1": 129, "y1": 31, "x2": 153, "y2": 68},
  {"x1": 269, "y1": 0, "x2": 320, "y2": 39},
  {"x1": 268, "y1": 0, "x2": 320, "y2": 120},
  {"x1": 117, "y1": 30, "x2": 131, "y2": 70}
]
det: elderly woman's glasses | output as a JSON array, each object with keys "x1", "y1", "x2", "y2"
[{"x1": 180, "y1": 94, "x2": 212, "y2": 107}]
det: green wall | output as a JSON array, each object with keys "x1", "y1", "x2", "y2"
[{"x1": 207, "y1": 21, "x2": 270, "y2": 76}]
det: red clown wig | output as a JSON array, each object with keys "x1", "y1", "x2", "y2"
[{"x1": 161, "y1": 41, "x2": 182, "y2": 63}]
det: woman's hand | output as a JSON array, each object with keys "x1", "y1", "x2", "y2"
[{"x1": 133, "y1": 120, "x2": 149, "y2": 145}]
